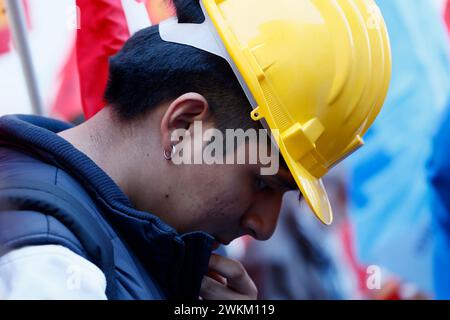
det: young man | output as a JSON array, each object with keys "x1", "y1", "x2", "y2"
[{"x1": 0, "y1": 0, "x2": 391, "y2": 299}]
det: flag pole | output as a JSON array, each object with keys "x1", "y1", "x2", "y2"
[{"x1": 5, "y1": 0, "x2": 44, "y2": 116}]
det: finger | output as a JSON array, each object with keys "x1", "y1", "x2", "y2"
[
  {"x1": 200, "y1": 276, "x2": 247, "y2": 300},
  {"x1": 207, "y1": 270, "x2": 227, "y2": 286},
  {"x1": 208, "y1": 254, "x2": 257, "y2": 297}
]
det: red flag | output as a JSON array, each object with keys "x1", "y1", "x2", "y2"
[
  {"x1": 445, "y1": 0, "x2": 450, "y2": 35},
  {"x1": 0, "y1": 0, "x2": 30, "y2": 55},
  {"x1": 76, "y1": 0, "x2": 130, "y2": 119},
  {"x1": 76, "y1": 0, "x2": 176, "y2": 119},
  {"x1": 50, "y1": 42, "x2": 83, "y2": 122},
  {"x1": 0, "y1": 0, "x2": 11, "y2": 55}
]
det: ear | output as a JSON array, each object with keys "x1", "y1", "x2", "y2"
[{"x1": 160, "y1": 92, "x2": 212, "y2": 151}]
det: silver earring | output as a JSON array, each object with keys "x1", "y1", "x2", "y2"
[{"x1": 163, "y1": 145, "x2": 176, "y2": 160}]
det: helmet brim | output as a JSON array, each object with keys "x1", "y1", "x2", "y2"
[{"x1": 281, "y1": 144, "x2": 333, "y2": 225}]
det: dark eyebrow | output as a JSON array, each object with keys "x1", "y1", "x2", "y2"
[
  {"x1": 274, "y1": 168, "x2": 298, "y2": 191},
  {"x1": 258, "y1": 151, "x2": 298, "y2": 191},
  {"x1": 279, "y1": 155, "x2": 298, "y2": 190},
  {"x1": 282, "y1": 175, "x2": 298, "y2": 191}
]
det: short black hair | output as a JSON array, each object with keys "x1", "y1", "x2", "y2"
[{"x1": 104, "y1": 0, "x2": 260, "y2": 133}]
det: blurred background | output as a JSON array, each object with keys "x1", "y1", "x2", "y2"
[{"x1": 0, "y1": 0, "x2": 449, "y2": 300}]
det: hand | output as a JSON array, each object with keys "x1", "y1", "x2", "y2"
[{"x1": 200, "y1": 254, "x2": 258, "y2": 300}]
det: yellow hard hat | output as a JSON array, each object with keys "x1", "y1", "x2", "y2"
[{"x1": 161, "y1": 0, "x2": 392, "y2": 225}]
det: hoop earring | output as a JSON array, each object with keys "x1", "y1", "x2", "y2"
[{"x1": 163, "y1": 144, "x2": 176, "y2": 160}]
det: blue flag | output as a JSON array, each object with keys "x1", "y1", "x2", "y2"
[{"x1": 347, "y1": 0, "x2": 450, "y2": 295}]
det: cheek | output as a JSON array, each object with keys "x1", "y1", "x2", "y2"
[
  {"x1": 207, "y1": 177, "x2": 251, "y2": 218},
  {"x1": 205, "y1": 165, "x2": 254, "y2": 201},
  {"x1": 196, "y1": 168, "x2": 254, "y2": 228}
]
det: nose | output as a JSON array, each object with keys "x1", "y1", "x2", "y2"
[{"x1": 241, "y1": 190, "x2": 284, "y2": 241}]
